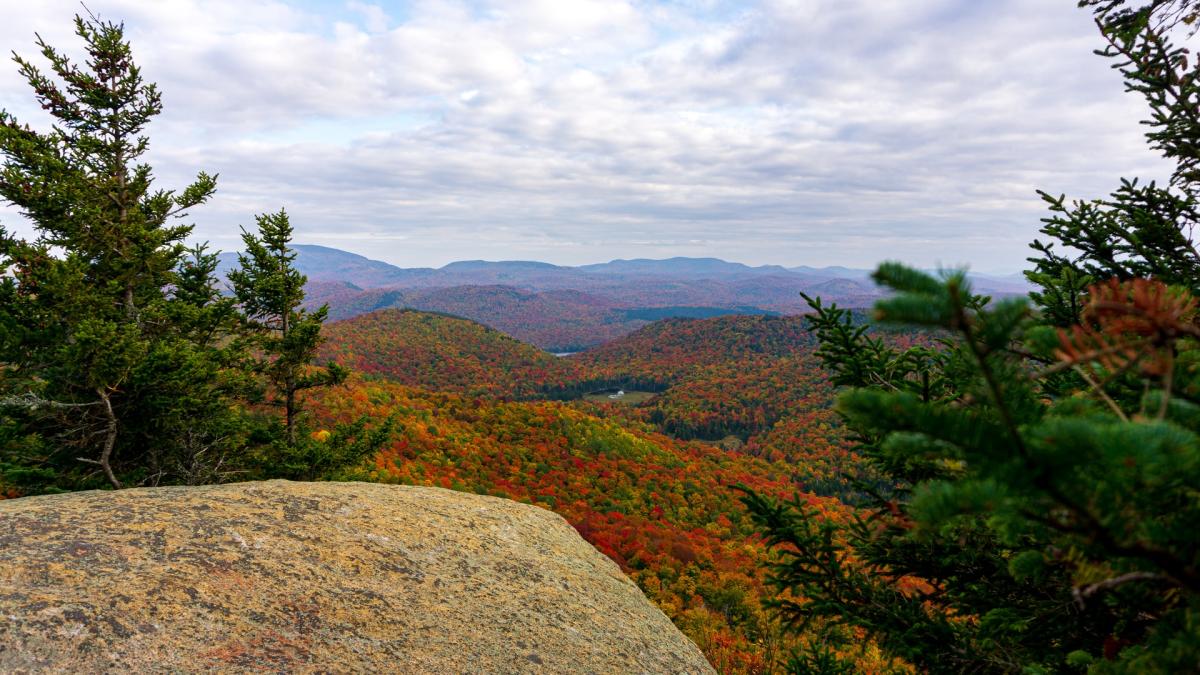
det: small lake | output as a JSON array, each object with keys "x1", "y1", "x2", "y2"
[{"x1": 582, "y1": 389, "x2": 656, "y2": 405}]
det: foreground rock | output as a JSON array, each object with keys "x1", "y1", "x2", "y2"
[{"x1": 0, "y1": 480, "x2": 714, "y2": 674}]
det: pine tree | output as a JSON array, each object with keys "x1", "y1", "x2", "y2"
[
  {"x1": 0, "y1": 15, "x2": 243, "y2": 490},
  {"x1": 228, "y1": 209, "x2": 347, "y2": 448},
  {"x1": 743, "y1": 1, "x2": 1200, "y2": 670}
]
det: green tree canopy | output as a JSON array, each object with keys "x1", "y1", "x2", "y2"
[
  {"x1": 744, "y1": 1, "x2": 1200, "y2": 671},
  {"x1": 0, "y1": 15, "x2": 240, "y2": 490},
  {"x1": 0, "y1": 16, "x2": 370, "y2": 493},
  {"x1": 228, "y1": 209, "x2": 347, "y2": 448}
]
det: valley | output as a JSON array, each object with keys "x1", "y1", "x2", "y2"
[
  {"x1": 306, "y1": 306, "x2": 897, "y2": 670},
  {"x1": 5, "y1": 3, "x2": 1194, "y2": 672},
  {"x1": 580, "y1": 389, "x2": 657, "y2": 405}
]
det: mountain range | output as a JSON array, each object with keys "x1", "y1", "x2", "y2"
[{"x1": 218, "y1": 245, "x2": 1032, "y2": 351}]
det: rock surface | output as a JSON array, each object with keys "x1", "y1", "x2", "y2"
[{"x1": 0, "y1": 480, "x2": 714, "y2": 674}]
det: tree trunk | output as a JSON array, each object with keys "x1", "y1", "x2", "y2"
[
  {"x1": 285, "y1": 386, "x2": 296, "y2": 447},
  {"x1": 280, "y1": 282, "x2": 295, "y2": 446},
  {"x1": 97, "y1": 388, "x2": 122, "y2": 489},
  {"x1": 123, "y1": 283, "x2": 135, "y2": 317}
]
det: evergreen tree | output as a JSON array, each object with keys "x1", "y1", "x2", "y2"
[
  {"x1": 225, "y1": 210, "x2": 392, "y2": 483},
  {"x1": 0, "y1": 15, "x2": 243, "y2": 490},
  {"x1": 743, "y1": 1, "x2": 1200, "y2": 671},
  {"x1": 228, "y1": 209, "x2": 347, "y2": 447}
]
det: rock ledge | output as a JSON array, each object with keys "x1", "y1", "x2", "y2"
[{"x1": 0, "y1": 480, "x2": 714, "y2": 673}]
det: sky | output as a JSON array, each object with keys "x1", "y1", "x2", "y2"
[{"x1": 0, "y1": 0, "x2": 1174, "y2": 272}]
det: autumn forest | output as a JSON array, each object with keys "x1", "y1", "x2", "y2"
[{"x1": 5, "y1": 1, "x2": 1200, "y2": 673}]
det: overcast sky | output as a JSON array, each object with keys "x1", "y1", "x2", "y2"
[{"x1": 0, "y1": 0, "x2": 1173, "y2": 272}]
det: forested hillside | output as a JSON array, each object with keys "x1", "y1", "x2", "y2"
[
  {"x1": 559, "y1": 315, "x2": 877, "y2": 499},
  {"x1": 319, "y1": 285, "x2": 643, "y2": 352},
  {"x1": 307, "y1": 310, "x2": 891, "y2": 668},
  {"x1": 318, "y1": 309, "x2": 581, "y2": 397},
  {"x1": 306, "y1": 377, "x2": 877, "y2": 672},
  {"x1": 7, "y1": 2, "x2": 1198, "y2": 673},
  {"x1": 571, "y1": 315, "x2": 818, "y2": 387},
  {"x1": 317, "y1": 312, "x2": 887, "y2": 502}
]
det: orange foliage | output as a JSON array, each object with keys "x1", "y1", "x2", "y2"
[
  {"x1": 309, "y1": 377, "x2": 850, "y2": 672},
  {"x1": 1058, "y1": 278, "x2": 1200, "y2": 376},
  {"x1": 309, "y1": 312, "x2": 922, "y2": 671}
]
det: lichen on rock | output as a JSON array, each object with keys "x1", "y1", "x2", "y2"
[{"x1": 0, "y1": 480, "x2": 715, "y2": 674}]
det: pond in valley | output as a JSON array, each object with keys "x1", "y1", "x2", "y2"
[{"x1": 581, "y1": 389, "x2": 657, "y2": 405}]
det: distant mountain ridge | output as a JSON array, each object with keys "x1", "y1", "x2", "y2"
[
  {"x1": 217, "y1": 245, "x2": 1032, "y2": 350},
  {"x1": 217, "y1": 244, "x2": 433, "y2": 288},
  {"x1": 217, "y1": 245, "x2": 1029, "y2": 294},
  {"x1": 578, "y1": 257, "x2": 794, "y2": 277}
]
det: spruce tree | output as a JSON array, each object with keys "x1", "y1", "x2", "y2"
[
  {"x1": 744, "y1": 1, "x2": 1200, "y2": 671},
  {"x1": 0, "y1": 15, "x2": 243, "y2": 490},
  {"x1": 228, "y1": 209, "x2": 346, "y2": 448}
]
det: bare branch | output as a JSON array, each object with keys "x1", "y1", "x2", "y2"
[
  {"x1": 1073, "y1": 571, "x2": 1168, "y2": 609},
  {"x1": 94, "y1": 387, "x2": 121, "y2": 489},
  {"x1": 0, "y1": 392, "x2": 101, "y2": 410},
  {"x1": 1072, "y1": 365, "x2": 1130, "y2": 422}
]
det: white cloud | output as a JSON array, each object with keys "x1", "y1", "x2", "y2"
[
  {"x1": 0, "y1": 0, "x2": 1174, "y2": 272},
  {"x1": 348, "y1": 1, "x2": 390, "y2": 33}
]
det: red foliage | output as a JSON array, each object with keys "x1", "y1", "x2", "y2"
[
  {"x1": 309, "y1": 312, "x2": 921, "y2": 670},
  {"x1": 319, "y1": 309, "x2": 582, "y2": 397},
  {"x1": 309, "y1": 378, "x2": 849, "y2": 672}
]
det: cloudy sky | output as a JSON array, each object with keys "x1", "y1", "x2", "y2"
[{"x1": 0, "y1": 0, "x2": 1172, "y2": 272}]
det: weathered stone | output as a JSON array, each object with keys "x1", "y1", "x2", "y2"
[{"x1": 0, "y1": 480, "x2": 714, "y2": 674}]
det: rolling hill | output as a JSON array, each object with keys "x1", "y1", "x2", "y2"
[
  {"x1": 319, "y1": 285, "x2": 644, "y2": 352},
  {"x1": 319, "y1": 309, "x2": 581, "y2": 397},
  {"x1": 570, "y1": 314, "x2": 818, "y2": 386},
  {"x1": 218, "y1": 244, "x2": 435, "y2": 288},
  {"x1": 551, "y1": 315, "x2": 877, "y2": 497}
]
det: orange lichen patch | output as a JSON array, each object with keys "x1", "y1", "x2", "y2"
[
  {"x1": 205, "y1": 569, "x2": 257, "y2": 595},
  {"x1": 202, "y1": 629, "x2": 314, "y2": 670}
]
